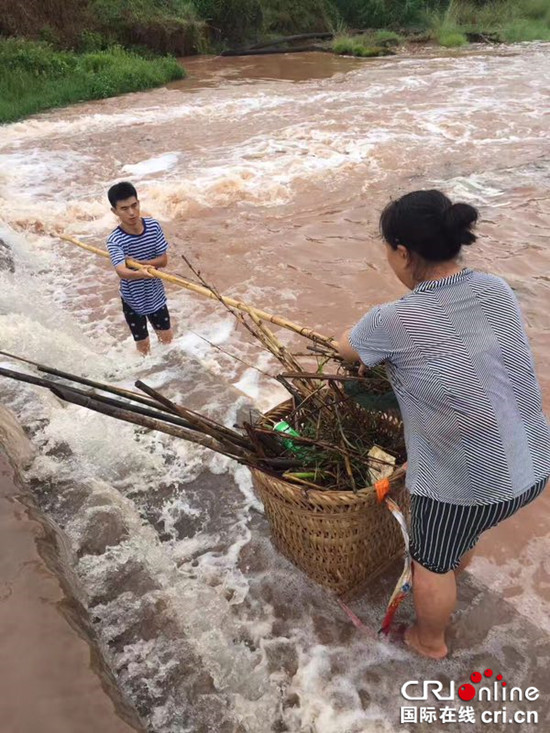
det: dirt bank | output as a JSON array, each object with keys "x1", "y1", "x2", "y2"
[{"x1": 0, "y1": 448, "x2": 142, "y2": 733}]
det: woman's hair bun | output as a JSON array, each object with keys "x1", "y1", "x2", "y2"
[
  {"x1": 443, "y1": 203, "x2": 478, "y2": 246},
  {"x1": 380, "y1": 190, "x2": 479, "y2": 262}
]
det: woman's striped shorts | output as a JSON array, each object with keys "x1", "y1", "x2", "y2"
[{"x1": 409, "y1": 477, "x2": 548, "y2": 574}]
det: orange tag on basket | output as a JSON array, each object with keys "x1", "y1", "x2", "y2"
[{"x1": 375, "y1": 478, "x2": 391, "y2": 503}]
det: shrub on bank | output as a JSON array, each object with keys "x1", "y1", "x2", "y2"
[
  {"x1": 501, "y1": 18, "x2": 550, "y2": 41},
  {"x1": 0, "y1": 40, "x2": 185, "y2": 124},
  {"x1": 194, "y1": 0, "x2": 264, "y2": 43},
  {"x1": 333, "y1": 0, "x2": 443, "y2": 28},
  {"x1": 260, "y1": 0, "x2": 337, "y2": 36},
  {"x1": 374, "y1": 29, "x2": 403, "y2": 45},
  {"x1": 426, "y1": 0, "x2": 550, "y2": 44},
  {"x1": 90, "y1": 0, "x2": 206, "y2": 55},
  {"x1": 332, "y1": 34, "x2": 394, "y2": 57},
  {"x1": 438, "y1": 30, "x2": 468, "y2": 46}
]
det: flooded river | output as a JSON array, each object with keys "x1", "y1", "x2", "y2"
[{"x1": 0, "y1": 45, "x2": 549, "y2": 732}]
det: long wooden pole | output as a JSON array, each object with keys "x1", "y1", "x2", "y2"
[{"x1": 56, "y1": 233, "x2": 337, "y2": 350}]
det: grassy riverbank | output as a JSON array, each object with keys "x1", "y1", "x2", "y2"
[
  {"x1": 0, "y1": 40, "x2": 185, "y2": 124},
  {"x1": 429, "y1": 0, "x2": 550, "y2": 47},
  {"x1": 332, "y1": 1, "x2": 550, "y2": 56},
  {"x1": 3, "y1": 0, "x2": 550, "y2": 52}
]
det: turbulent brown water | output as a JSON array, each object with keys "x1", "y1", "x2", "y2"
[{"x1": 0, "y1": 46, "x2": 549, "y2": 732}]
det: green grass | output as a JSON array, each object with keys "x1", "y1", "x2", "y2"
[
  {"x1": 91, "y1": 0, "x2": 205, "y2": 54},
  {"x1": 332, "y1": 34, "x2": 394, "y2": 57},
  {"x1": 426, "y1": 0, "x2": 550, "y2": 45},
  {"x1": 0, "y1": 39, "x2": 185, "y2": 124},
  {"x1": 331, "y1": 0, "x2": 550, "y2": 46},
  {"x1": 374, "y1": 29, "x2": 403, "y2": 45},
  {"x1": 501, "y1": 18, "x2": 550, "y2": 41},
  {"x1": 333, "y1": 0, "x2": 439, "y2": 28},
  {"x1": 438, "y1": 29, "x2": 468, "y2": 46}
]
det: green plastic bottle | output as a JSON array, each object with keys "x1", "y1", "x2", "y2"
[{"x1": 273, "y1": 420, "x2": 303, "y2": 455}]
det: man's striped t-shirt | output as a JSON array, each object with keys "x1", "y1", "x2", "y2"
[
  {"x1": 350, "y1": 268, "x2": 550, "y2": 506},
  {"x1": 107, "y1": 217, "x2": 168, "y2": 315}
]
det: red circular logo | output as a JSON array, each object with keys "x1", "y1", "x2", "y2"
[
  {"x1": 484, "y1": 669, "x2": 493, "y2": 677},
  {"x1": 470, "y1": 672, "x2": 482, "y2": 683},
  {"x1": 458, "y1": 684, "x2": 477, "y2": 702}
]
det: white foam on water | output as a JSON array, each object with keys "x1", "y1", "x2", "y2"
[
  {"x1": 234, "y1": 368, "x2": 261, "y2": 400},
  {"x1": 176, "y1": 316, "x2": 235, "y2": 359},
  {"x1": 1, "y1": 47, "x2": 548, "y2": 232},
  {"x1": 122, "y1": 153, "x2": 180, "y2": 177},
  {"x1": 0, "y1": 150, "x2": 95, "y2": 197},
  {"x1": 0, "y1": 92, "x2": 294, "y2": 149}
]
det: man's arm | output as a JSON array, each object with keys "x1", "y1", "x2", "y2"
[
  {"x1": 107, "y1": 239, "x2": 157, "y2": 279},
  {"x1": 130, "y1": 253, "x2": 168, "y2": 268},
  {"x1": 114, "y1": 264, "x2": 157, "y2": 280}
]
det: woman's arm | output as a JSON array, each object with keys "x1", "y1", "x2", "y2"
[{"x1": 337, "y1": 328, "x2": 361, "y2": 363}]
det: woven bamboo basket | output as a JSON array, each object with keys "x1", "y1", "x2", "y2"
[{"x1": 251, "y1": 401, "x2": 408, "y2": 599}]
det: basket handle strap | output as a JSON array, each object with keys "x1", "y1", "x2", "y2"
[
  {"x1": 375, "y1": 478, "x2": 391, "y2": 502},
  {"x1": 375, "y1": 463, "x2": 407, "y2": 503}
]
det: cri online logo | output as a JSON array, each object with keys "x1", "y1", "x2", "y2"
[
  {"x1": 458, "y1": 669, "x2": 508, "y2": 702},
  {"x1": 458, "y1": 669, "x2": 506, "y2": 701},
  {"x1": 401, "y1": 669, "x2": 540, "y2": 703}
]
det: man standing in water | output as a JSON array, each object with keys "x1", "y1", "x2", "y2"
[{"x1": 107, "y1": 182, "x2": 173, "y2": 355}]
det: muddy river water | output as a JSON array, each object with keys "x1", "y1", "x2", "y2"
[{"x1": 0, "y1": 45, "x2": 549, "y2": 732}]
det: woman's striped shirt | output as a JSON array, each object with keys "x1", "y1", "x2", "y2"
[
  {"x1": 350, "y1": 268, "x2": 550, "y2": 506},
  {"x1": 107, "y1": 217, "x2": 168, "y2": 316}
]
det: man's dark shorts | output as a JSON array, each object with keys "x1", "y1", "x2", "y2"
[
  {"x1": 121, "y1": 299, "x2": 171, "y2": 342},
  {"x1": 410, "y1": 477, "x2": 548, "y2": 574}
]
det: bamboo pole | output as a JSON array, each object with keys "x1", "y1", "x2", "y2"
[{"x1": 55, "y1": 233, "x2": 337, "y2": 350}]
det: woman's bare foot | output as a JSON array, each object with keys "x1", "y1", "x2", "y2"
[{"x1": 404, "y1": 625, "x2": 448, "y2": 660}]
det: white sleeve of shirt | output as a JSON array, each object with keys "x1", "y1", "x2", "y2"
[
  {"x1": 107, "y1": 237, "x2": 125, "y2": 267},
  {"x1": 154, "y1": 222, "x2": 169, "y2": 256},
  {"x1": 349, "y1": 306, "x2": 392, "y2": 367}
]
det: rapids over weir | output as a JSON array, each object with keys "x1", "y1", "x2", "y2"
[{"x1": 1, "y1": 45, "x2": 549, "y2": 732}]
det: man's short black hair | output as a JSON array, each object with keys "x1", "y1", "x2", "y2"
[{"x1": 108, "y1": 181, "x2": 138, "y2": 208}]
